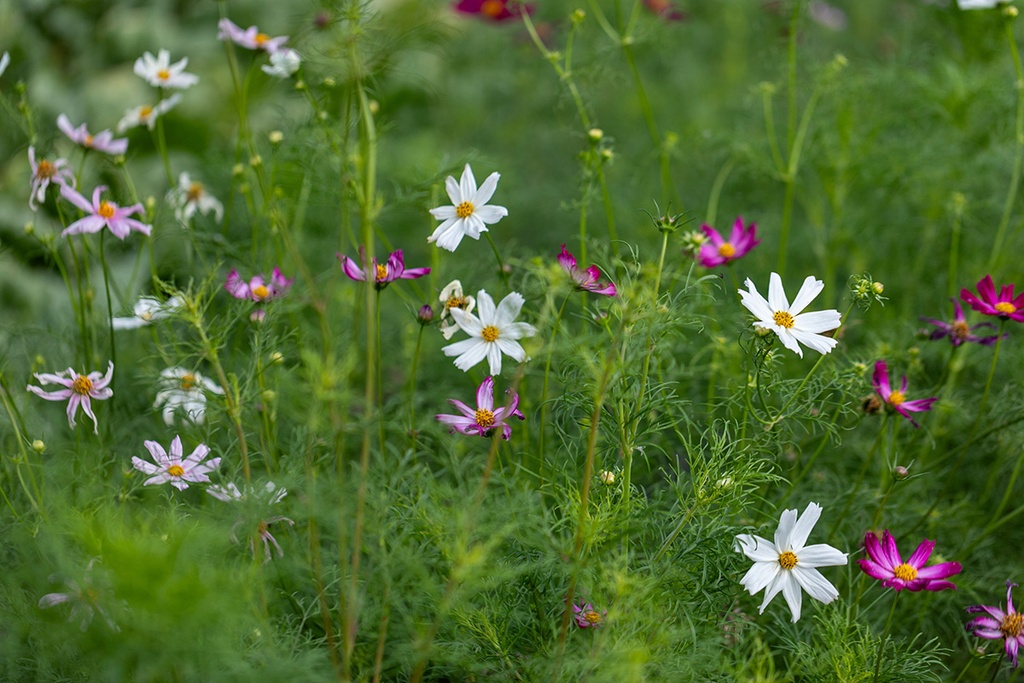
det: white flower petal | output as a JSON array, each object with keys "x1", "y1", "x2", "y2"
[
  {"x1": 774, "y1": 507, "x2": 799, "y2": 550},
  {"x1": 788, "y1": 502, "x2": 823, "y2": 551},
  {"x1": 740, "y1": 560, "x2": 779, "y2": 596},
  {"x1": 767, "y1": 272, "x2": 789, "y2": 313},
  {"x1": 781, "y1": 572, "x2": 803, "y2": 622},
  {"x1": 791, "y1": 566, "x2": 840, "y2": 604},
  {"x1": 797, "y1": 543, "x2": 848, "y2": 568},
  {"x1": 791, "y1": 309, "x2": 842, "y2": 334},
  {"x1": 788, "y1": 276, "x2": 824, "y2": 316}
]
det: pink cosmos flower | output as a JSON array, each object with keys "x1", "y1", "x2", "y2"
[
  {"x1": 225, "y1": 268, "x2": 293, "y2": 321},
  {"x1": 697, "y1": 217, "x2": 760, "y2": 268},
  {"x1": 131, "y1": 435, "x2": 220, "y2": 491},
  {"x1": 921, "y1": 297, "x2": 1003, "y2": 347},
  {"x1": 26, "y1": 361, "x2": 113, "y2": 434},
  {"x1": 857, "y1": 530, "x2": 961, "y2": 592},
  {"x1": 60, "y1": 185, "x2": 151, "y2": 240},
  {"x1": 558, "y1": 245, "x2": 617, "y2": 296},
  {"x1": 56, "y1": 115, "x2": 129, "y2": 156},
  {"x1": 217, "y1": 18, "x2": 289, "y2": 53},
  {"x1": 961, "y1": 275, "x2": 1024, "y2": 322},
  {"x1": 872, "y1": 360, "x2": 937, "y2": 428},
  {"x1": 643, "y1": 0, "x2": 687, "y2": 21},
  {"x1": 338, "y1": 248, "x2": 430, "y2": 290},
  {"x1": 966, "y1": 581, "x2": 1024, "y2": 668},
  {"x1": 573, "y1": 602, "x2": 606, "y2": 628},
  {"x1": 435, "y1": 376, "x2": 524, "y2": 440},
  {"x1": 207, "y1": 482, "x2": 294, "y2": 562},
  {"x1": 28, "y1": 147, "x2": 75, "y2": 211},
  {"x1": 453, "y1": 0, "x2": 534, "y2": 21}
]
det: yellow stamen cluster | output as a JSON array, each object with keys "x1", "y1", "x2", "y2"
[
  {"x1": 71, "y1": 375, "x2": 93, "y2": 395},
  {"x1": 888, "y1": 390, "x2": 906, "y2": 406},
  {"x1": 481, "y1": 325, "x2": 500, "y2": 342},
  {"x1": 455, "y1": 201, "x2": 475, "y2": 219},
  {"x1": 475, "y1": 408, "x2": 495, "y2": 428},
  {"x1": 255, "y1": 33, "x2": 269, "y2": 46},
  {"x1": 1001, "y1": 612, "x2": 1024, "y2": 638},
  {"x1": 481, "y1": 0, "x2": 504, "y2": 16},
  {"x1": 773, "y1": 311, "x2": 795, "y2": 329},
  {"x1": 951, "y1": 320, "x2": 969, "y2": 342},
  {"x1": 583, "y1": 611, "x2": 603, "y2": 624},
  {"x1": 84, "y1": 134, "x2": 94, "y2": 147},
  {"x1": 717, "y1": 242, "x2": 736, "y2": 258},
  {"x1": 252, "y1": 285, "x2": 270, "y2": 300},
  {"x1": 98, "y1": 201, "x2": 116, "y2": 219},
  {"x1": 445, "y1": 295, "x2": 468, "y2": 311},
  {"x1": 139, "y1": 105, "x2": 154, "y2": 120},
  {"x1": 179, "y1": 374, "x2": 196, "y2": 390},
  {"x1": 778, "y1": 551, "x2": 798, "y2": 570},
  {"x1": 892, "y1": 563, "x2": 918, "y2": 582},
  {"x1": 186, "y1": 182, "x2": 204, "y2": 202},
  {"x1": 36, "y1": 160, "x2": 55, "y2": 179},
  {"x1": 995, "y1": 302, "x2": 1018, "y2": 315},
  {"x1": 167, "y1": 464, "x2": 185, "y2": 477},
  {"x1": 157, "y1": 69, "x2": 171, "y2": 81},
  {"x1": 375, "y1": 264, "x2": 389, "y2": 282}
]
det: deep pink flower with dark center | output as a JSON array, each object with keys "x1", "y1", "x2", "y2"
[
  {"x1": 558, "y1": 245, "x2": 617, "y2": 296},
  {"x1": 436, "y1": 376, "x2": 524, "y2": 440},
  {"x1": 453, "y1": 0, "x2": 533, "y2": 21},
  {"x1": 921, "y1": 297, "x2": 1003, "y2": 347},
  {"x1": 27, "y1": 362, "x2": 114, "y2": 434},
  {"x1": 697, "y1": 217, "x2": 760, "y2": 268},
  {"x1": 857, "y1": 530, "x2": 961, "y2": 592},
  {"x1": 871, "y1": 360, "x2": 937, "y2": 428},
  {"x1": 60, "y1": 185, "x2": 151, "y2": 240},
  {"x1": 966, "y1": 581, "x2": 1024, "y2": 668},
  {"x1": 338, "y1": 248, "x2": 430, "y2": 290},
  {"x1": 961, "y1": 275, "x2": 1024, "y2": 322}
]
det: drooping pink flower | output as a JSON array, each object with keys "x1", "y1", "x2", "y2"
[
  {"x1": 28, "y1": 147, "x2": 75, "y2": 211},
  {"x1": 921, "y1": 297, "x2": 1004, "y2": 347},
  {"x1": 217, "y1": 18, "x2": 289, "y2": 53},
  {"x1": 558, "y1": 245, "x2": 617, "y2": 296},
  {"x1": 573, "y1": 602, "x2": 607, "y2": 628},
  {"x1": 56, "y1": 115, "x2": 128, "y2": 155},
  {"x1": 60, "y1": 185, "x2": 151, "y2": 240},
  {"x1": 338, "y1": 248, "x2": 430, "y2": 290},
  {"x1": 961, "y1": 275, "x2": 1024, "y2": 322},
  {"x1": 697, "y1": 217, "x2": 760, "y2": 268},
  {"x1": 966, "y1": 581, "x2": 1024, "y2": 668},
  {"x1": 26, "y1": 362, "x2": 113, "y2": 434},
  {"x1": 857, "y1": 530, "x2": 961, "y2": 592},
  {"x1": 435, "y1": 376, "x2": 524, "y2": 440},
  {"x1": 872, "y1": 360, "x2": 937, "y2": 428},
  {"x1": 225, "y1": 267, "x2": 293, "y2": 302},
  {"x1": 453, "y1": 0, "x2": 534, "y2": 21},
  {"x1": 131, "y1": 435, "x2": 220, "y2": 491}
]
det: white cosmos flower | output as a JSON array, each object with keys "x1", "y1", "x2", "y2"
[
  {"x1": 738, "y1": 272, "x2": 841, "y2": 358},
  {"x1": 442, "y1": 290, "x2": 536, "y2": 375},
  {"x1": 117, "y1": 94, "x2": 181, "y2": 132},
  {"x1": 261, "y1": 48, "x2": 301, "y2": 78},
  {"x1": 167, "y1": 173, "x2": 223, "y2": 225},
  {"x1": 735, "y1": 502, "x2": 848, "y2": 623},
  {"x1": 438, "y1": 280, "x2": 476, "y2": 340},
  {"x1": 133, "y1": 49, "x2": 199, "y2": 89},
  {"x1": 428, "y1": 164, "x2": 508, "y2": 252},
  {"x1": 957, "y1": 0, "x2": 1004, "y2": 8},
  {"x1": 153, "y1": 367, "x2": 223, "y2": 426},
  {"x1": 112, "y1": 296, "x2": 182, "y2": 330}
]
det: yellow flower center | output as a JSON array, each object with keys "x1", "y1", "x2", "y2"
[
  {"x1": 186, "y1": 182, "x2": 204, "y2": 202},
  {"x1": 98, "y1": 201, "x2": 116, "y2": 219},
  {"x1": 1001, "y1": 612, "x2": 1024, "y2": 638},
  {"x1": 892, "y1": 563, "x2": 917, "y2": 581},
  {"x1": 475, "y1": 408, "x2": 495, "y2": 428},
  {"x1": 481, "y1": 0, "x2": 504, "y2": 16},
  {"x1": 255, "y1": 33, "x2": 269, "y2": 46},
  {"x1": 257, "y1": 520, "x2": 269, "y2": 534},
  {"x1": 179, "y1": 373, "x2": 196, "y2": 390},
  {"x1": 375, "y1": 264, "x2": 388, "y2": 282},
  {"x1": 36, "y1": 160, "x2": 55, "y2": 179},
  {"x1": 157, "y1": 69, "x2": 171, "y2": 81},
  {"x1": 773, "y1": 311, "x2": 795, "y2": 329},
  {"x1": 71, "y1": 375, "x2": 93, "y2": 395},
  {"x1": 455, "y1": 201, "x2": 475, "y2": 219},
  {"x1": 167, "y1": 464, "x2": 185, "y2": 477},
  {"x1": 583, "y1": 610, "x2": 603, "y2": 624},
  {"x1": 84, "y1": 134, "x2": 94, "y2": 147},
  {"x1": 445, "y1": 295, "x2": 468, "y2": 311},
  {"x1": 888, "y1": 390, "x2": 906, "y2": 406},
  {"x1": 717, "y1": 242, "x2": 736, "y2": 258},
  {"x1": 995, "y1": 302, "x2": 1017, "y2": 315},
  {"x1": 139, "y1": 105, "x2": 154, "y2": 120},
  {"x1": 778, "y1": 551, "x2": 798, "y2": 570},
  {"x1": 252, "y1": 284, "x2": 270, "y2": 300},
  {"x1": 481, "y1": 325, "x2": 500, "y2": 342},
  {"x1": 951, "y1": 320, "x2": 969, "y2": 341}
]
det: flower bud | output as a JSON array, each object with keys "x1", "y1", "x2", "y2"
[
  {"x1": 417, "y1": 305, "x2": 434, "y2": 325},
  {"x1": 872, "y1": 281, "x2": 884, "y2": 295},
  {"x1": 599, "y1": 470, "x2": 615, "y2": 485},
  {"x1": 269, "y1": 352, "x2": 284, "y2": 364},
  {"x1": 588, "y1": 128, "x2": 604, "y2": 142},
  {"x1": 32, "y1": 439, "x2": 45, "y2": 454},
  {"x1": 894, "y1": 465, "x2": 910, "y2": 480},
  {"x1": 268, "y1": 131, "x2": 283, "y2": 145}
]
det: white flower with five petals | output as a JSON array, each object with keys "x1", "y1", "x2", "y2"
[
  {"x1": 738, "y1": 272, "x2": 841, "y2": 357},
  {"x1": 442, "y1": 290, "x2": 536, "y2": 375},
  {"x1": 735, "y1": 502, "x2": 848, "y2": 623},
  {"x1": 428, "y1": 164, "x2": 508, "y2": 252}
]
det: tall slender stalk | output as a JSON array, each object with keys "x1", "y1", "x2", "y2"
[{"x1": 988, "y1": 12, "x2": 1024, "y2": 272}]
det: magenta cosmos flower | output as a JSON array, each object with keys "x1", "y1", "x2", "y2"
[
  {"x1": 28, "y1": 147, "x2": 75, "y2": 211},
  {"x1": 56, "y1": 115, "x2": 128, "y2": 155},
  {"x1": 217, "y1": 18, "x2": 289, "y2": 53},
  {"x1": 436, "y1": 376, "x2": 524, "y2": 440},
  {"x1": 644, "y1": 0, "x2": 687, "y2": 21},
  {"x1": 60, "y1": 185, "x2": 151, "y2": 240},
  {"x1": 26, "y1": 362, "x2": 113, "y2": 434},
  {"x1": 921, "y1": 297, "x2": 1003, "y2": 347},
  {"x1": 697, "y1": 217, "x2": 759, "y2": 268},
  {"x1": 338, "y1": 248, "x2": 430, "y2": 290},
  {"x1": 966, "y1": 581, "x2": 1024, "y2": 668},
  {"x1": 961, "y1": 275, "x2": 1024, "y2": 323},
  {"x1": 225, "y1": 267, "x2": 292, "y2": 302},
  {"x1": 573, "y1": 603, "x2": 606, "y2": 628},
  {"x1": 872, "y1": 360, "x2": 937, "y2": 428},
  {"x1": 453, "y1": 0, "x2": 534, "y2": 21},
  {"x1": 131, "y1": 435, "x2": 220, "y2": 491},
  {"x1": 558, "y1": 245, "x2": 617, "y2": 296},
  {"x1": 858, "y1": 530, "x2": 961, "y2": 592}
]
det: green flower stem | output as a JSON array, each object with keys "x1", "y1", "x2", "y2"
[
  {"x1": 0, "y1": 377, "x2": 43, "y2": 517},
  {"x1": 948, "y1": 193, "x2": 965, "y2": 300},
  {"x1": 988, "y1": 15, "x2": 1024, "y2": 272},
  {"x1": 484, "y1": 231, "x2": 509, "y2": 289},
  {"x1": 97, "y1": 232, "x2": 117, "y2": 395},
  {"x1": 537, "y1": 292, "x2": 573, "y2": 484},
  {"x1": 777, "y1": 403, "x2": 845, "y2": 508},
  {"x1": 829, "y1": 419, "x2": 886, "y2": 544},
  {"x1": 873, "y1": 591, "x2": 901, "y2": 683},
  {"x1": 152, "y1": 113, "x2": 175, "y2": 189},
  {"x1": 408, "y1": 324, "x2": 425, "y2": 442}
]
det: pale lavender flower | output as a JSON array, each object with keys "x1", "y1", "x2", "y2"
[
  {"x1": 26, "y1": 361, "x2": 113, "y2": 434},
  {"x1": 131, "y1": 435, "x2": 220, "y2": 490},
  {"x1": 921, "y1": 297, "x2": 1003, "y2": 347},
  {"x1": 428, "y1": 164, "x2": 508, "y2": 252},
  {"x1": 133, "y1": 49, "x2": 199, "y2": 89},
  {"x1": 60, "y1": 185, "x2": 151, "y2": 240},
  {"x1": 207, "y1": 482, "x2": 294, "y2": 562},
  {"x1": 217, "y1": 18, "x2": 289, "y2": 53},
  {"x1": 153, "y1": 367, "x2": 223, "y2": 426},
  {"x1": 225, "y1": 267, "x2": 292, "y2": 302},
  {"x1": 56, "y1": 114, "x2": 128, "y2": 155},
  {"x1": 28, "y1": 146, "x2": 75, "y2": 210},
  {"x1": 435, "y1": 376, "x2": 524, "y2": 440}
]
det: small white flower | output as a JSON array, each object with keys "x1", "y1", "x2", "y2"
[
  {"x1": 442, "y1": 289, "x2": 536, "y2": 375},
  {"x1": 117, "y1": 94, "x2": 181, "y2": 132},
  {"x1": 0, "y1": 51, "x2": 10, "y2": 78},
  {"x1": 738, "y1": 272, "x2": 841, "y2": 358},
  {"x1": 438, "y1": 280, "x2": 476, "y2": 340},
  {"x1": 112, "y1": 295, "x2": 182, "y2": 330},
  {"x1": 207, "y1": 481, "x2": 293, "y2": 562},
  {"x1": 166, "y1": 173, "x2": 223, "y2": 225},
  {"x1": 957, "y1": 0, "x2": 1004, "y2": 8},
  {"x1": 261, "y1": 48, "x2": 301, "y2": 78},
  {"x1": 153, "y1": 367, "x2": 223, "y2": 426},
  {"x1": 133, "y1": 49, "x2": 199, "y2": 89},
  {"x1": 428, "y1": 164, "x2": 508, "y2": 252},
  {"x1": 735, "y1": 502, "x2": 848, "y2": 623}
]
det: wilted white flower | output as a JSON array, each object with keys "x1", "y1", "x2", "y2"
[
  {"x1": 153, "y1": 367, "x2": 223, "y2": 426},
  {"x1": 112, "y1": 295, "x2": 182, "y2": 330},
  {"x1": 261, "y1": 48, "x2": 301, "y2": 78},
  {"x1": 167, "y1": 173, "x2": 223, "y2": 225},
  {"x1": 117, "y1": 94, "x2": 181, "y2": 132},
  {"x1": 438, "y1": 280, "x2": 476, "y2": 340}
]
